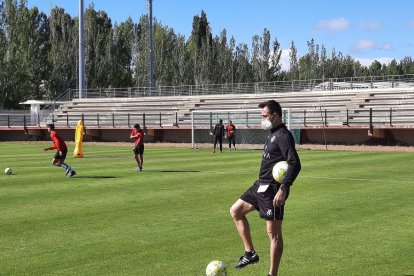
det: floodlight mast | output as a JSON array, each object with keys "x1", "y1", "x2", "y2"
[
  {"x1": 148, "y1": 0, "x2": 155, "y2": 95},
  {"x1": 79, "y1": 0, "x2": 85, "y2": 99}
]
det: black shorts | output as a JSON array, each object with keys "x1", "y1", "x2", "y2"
[
  {"x1": 53, "y1": 149, "x2": 67, "y2": 160},
  {"x1": 133, "y1": 144, "x2": 144, "y2": 154},
  {"x1": 240, "y1": 180, "x2": 290, "y2": 221}
]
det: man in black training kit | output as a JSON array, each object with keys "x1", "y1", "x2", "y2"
[
  {"x1": 230, "y1": 100, "x2": 301, "y2": 276},
  {"x1": 212, "y1": 119, "x2": 225, "y2": 153}
]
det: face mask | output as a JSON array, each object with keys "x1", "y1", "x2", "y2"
[{"x1": 261, "y1": 118, "x2": 273, "y2": 130}]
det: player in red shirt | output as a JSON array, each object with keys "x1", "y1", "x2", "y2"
[
  {"x1": 226, "y1": 120, "x2": 237, "y2": 150},
  {"x1": 130, "y1": 124, "x2": 145, "y2": 172},
  {"x1": 43, "y1": 124, "x2": 76, "y2": 177}
]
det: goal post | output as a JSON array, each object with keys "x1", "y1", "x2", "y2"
[{"x1": 191, "y1": 108, "x2": 301, "y2": 149}]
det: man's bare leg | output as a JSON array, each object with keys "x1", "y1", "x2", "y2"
[{"x1": 266, "y1": 220, "x2": 283, "y2": 276}]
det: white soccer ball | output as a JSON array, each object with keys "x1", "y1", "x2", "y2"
[
  {"x1": 272, "y1": 161, "x2": 288, "y2": 183},
  {"x1": 5, "y1": 168, "x2": 12, "y2": 175},
  {"x1": 206, "y1": 260, "x2": 227, "y2": 276}
]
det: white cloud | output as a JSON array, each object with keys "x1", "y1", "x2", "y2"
[
  {"x1": 269, "y1": 48, "x2": 291, "y2": 72},
  {"x1": 351, "y1": 39, "x2": 375, "y2": 51},
  {"x1": 356, "y1": 57, "x2": 395, "y2": 67},
  {"x1": 315, "y1": 18, "x2": 350, "y2": 32},
  {"x1": 359, "y1": 21, "x2": 383, "y2": 31},
  {"x1": 351, "y1": 39, "x2": 393, "y2": 52},
  {"x1": 279, "y1": 49, "x2": 291, "y2": 72},
  {"x1": 379, "y1": 43, "x2": 393, "y2": 51}
]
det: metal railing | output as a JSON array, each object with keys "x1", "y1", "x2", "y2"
[
  {"x1": 57, "y1": 74, "x2": 414, "y2": 99},
  {"x1": 2, "y1": 108, "x2": 412, "y2": 129}
]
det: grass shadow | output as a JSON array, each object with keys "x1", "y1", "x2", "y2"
[{"x1": 74, "y1": 176, "x2": 117, "y2": 179}]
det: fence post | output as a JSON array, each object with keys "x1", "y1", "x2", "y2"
[
  {"x1": 52, "y1": 114, "x2": 55, "y2": 124},
  {"x1": 112, "y1": 113, "x2": 115, "y2": 128},
  {"x1": 369, "y1": 108, "x2": 373, "y2": 134},
  {"x1": 324, "y1": 109, "x2": 327, "y2": 126},
  {"x1": 97, "y1": 114, "x2": 100, "y2": 128},
  {"x1": 246, "y1": 111, "x2": 249, "y2": 127},
  {"x1": 175, "y1": 112, "x2": 178, "y2": 127},
  {"x1": 159, "y1": 113, "x2": 162, "y2": 127},
  {"x1": 37, "y1": 113, "x2": 40, "y2": 127},
  {"x1": 66, "y1": 113, "x2": 69, "y2": 127},
  {"x1": 346, "y1": 109, "x2": 349, "y2": 126},
  {"x1": 82, "y1": 113, "x2": 85, "y2": 127},
  {"x1": 304, "y1": 110, "x2": 306, "y2": 126},
  {"x1": 23, "y1": 115, "x2": 28, "y2": 133},
  {"x1": 127, "y1": 113, "x2": 130, "y2": 128},
  {"x1": 143, "y1": 113, "x2": 146, "y2": 129}
]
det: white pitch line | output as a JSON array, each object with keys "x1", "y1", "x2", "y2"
[{"x1": 304, "y1": 176, "x2": 414, "y2": 184}]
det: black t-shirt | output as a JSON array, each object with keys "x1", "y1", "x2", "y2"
[
  {"x1": 258, "y1": 123, "x2": 301, "y2": 186},
  {"x1": 213, "y1": 124, "x2": 225, "y2": 137}
]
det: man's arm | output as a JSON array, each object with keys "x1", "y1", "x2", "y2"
[
  {"x1": 274, "y1": 131, "x2": 302, "y2": 207},
  {"x1": 45, "y1": 134, "x2": 59, "y2": 151},
  {"x1": 130, "y1": 130, "x2": 138, "y2": 139},
  {"x1": 212, "y1": 125, "x2": 217, "y2": 135}
]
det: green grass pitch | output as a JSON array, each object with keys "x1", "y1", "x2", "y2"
[{"x1": 0, "y1": 142, "x2": 413, "y2": 275}]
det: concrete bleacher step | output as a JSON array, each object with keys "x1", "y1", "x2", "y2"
[{"x1": 45, "y1": 87, "x2": 414, "y2": 128}]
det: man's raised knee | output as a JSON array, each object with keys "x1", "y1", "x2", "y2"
[{"x1": 230, "y1": 205, "x2": 241, "y2": 219}]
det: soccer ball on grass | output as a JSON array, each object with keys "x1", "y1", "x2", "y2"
[
  {"x1": 206, "y1": 260, "x2": 226, "y2": 276},
  {"x1": 272, "y1": 161, "x2": 288, "y2": 183},
  {"x1": 4, "y1": 168, "x2": 12, "y2": 175}
]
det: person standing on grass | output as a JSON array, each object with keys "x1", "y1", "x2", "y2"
[
  {"x1": 226, "y1": 120, "x2": 237, "y2": 150},
  {"x1": 229, "y1": 100, "x2": 301, "y2": 276},
  {"x1": 43, "y1": 124, "x2": 76, "y2": 177},
  {"x1": 130, "y1": 124, "x2": 145, "y2": 172},
  {"x1": 212, "y1": 119, "x2": 225, "y2": 153}
]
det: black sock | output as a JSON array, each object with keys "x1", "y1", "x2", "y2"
[{"x1": 245, "y1": 251, "x2": 254, "y2": 257}]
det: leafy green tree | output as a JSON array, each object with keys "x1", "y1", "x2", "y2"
[
  {"x1": 288, "y1": 40, "x2": 299, "y2": 80},
  {"x1": 84, "y1": 5, "x2": 113, "y2": 88},
  {"x1": 133, "y1": 15, "x2": 149, "y2": 87},
  {"x1": 111, "y1": 18, "x2": 134, "y2": 87},
  {"x1": 251, "y1": 28, "x2": 271, "y2": 82},
  {"x1": 1, "y1": 0, "x2": 49, "y2": 108},
  {"x1": 269, "y1": 37, "x2": 282, "y2": 80},
  {"x1": 369, "y1": 60, "x2": 382, "y2": 76},
  {"x1": 47, "y1": 7, "x2": 77, "y2": 99},
  {"x1": 399, "y1": 57, "x2": 414, "y2": 74},
  {"x1": 234, "y1": 42, "x2": 253, "y2": 83}
]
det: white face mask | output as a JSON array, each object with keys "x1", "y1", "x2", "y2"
[{"x1": 261, "y1": 119, "x2": 273, "y2": 130}]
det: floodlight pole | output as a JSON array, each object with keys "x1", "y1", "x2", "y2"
[
  {"x1": 148, "y1": 0, "x2": 155, "y2": 95},
  {"x1": 191, "y1": 111, "x2": 195, "y2": 149},
  {"x1": 79, "y1": 0, "x2": 85, "y2": 99}
]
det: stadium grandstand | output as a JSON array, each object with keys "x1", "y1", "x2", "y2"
[{"x1": 1, "y1": 74, "x2": 414, "y2": 146}]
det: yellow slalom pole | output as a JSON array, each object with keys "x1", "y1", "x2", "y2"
[{"x1": 73, "y1": 120, "x2": 84, "y2": 158}]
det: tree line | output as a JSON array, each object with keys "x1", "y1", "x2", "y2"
[{"x1": 1, "y1": 0, "x2": 414, "y2": 109}]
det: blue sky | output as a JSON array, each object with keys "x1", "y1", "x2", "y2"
[{"x1": 28, "y1": 0, "x2": 414, "y2": 70}]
